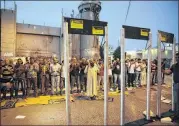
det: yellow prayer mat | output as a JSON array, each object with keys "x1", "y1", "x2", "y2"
[
  {"x1": 38, "y1": 96, "x2": 50, "y2": 105},
  {"x1": 15, "y1": 101, "x2": 27, "y2": 107},
  {"x1": 39, "y1": 96, "x2": 51, "y2": 100},
  {"x1": 108, "y1": 91, "x2": 129, "y2": 96},
  {"x1": 25, "y1": 98, "x2": 40, "y2": 105},
  {"x1": 1, "y1": 100, "x2": 6, "y2": 107},
  {"x1": 50, "y1": 95, "x2": 66, "y2": 100},
  {"x1": 38, "y1": 99, "x2": 49, "y2": 105},
  {"x1": 124, "y1": 91, "x2": 129, "y2": 95},
  {"x1": 15, "y1": 96, "x2": 67, "y2": 107}
]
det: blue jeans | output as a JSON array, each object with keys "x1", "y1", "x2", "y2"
[
  {"x1": 14, "y1": 77, "x2": 26, "y2": 97},
  {"x1": 135, "y1": 71, "x2": 141, "y2": 86},
  {"x1": 173, "y1": 83, "x2": 179, "y2": 115},
  {"x1": 113, "y1": 74, "x2": 120, "y2": 90}
]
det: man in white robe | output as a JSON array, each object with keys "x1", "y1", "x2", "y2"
[{"x1": 85, "y1": 60, "x2": 98, "y2": 97}]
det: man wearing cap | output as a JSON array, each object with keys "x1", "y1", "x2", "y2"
[
  {"x1": 163, "y1": 53, "x2": 179, "y2": 120},
  {"x1": 50, "y1": 57, "x2": 61, "y2": 95}
]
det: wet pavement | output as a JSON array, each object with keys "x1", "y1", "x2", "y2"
[{"x1": 0, "y1": 76, "x2": 178, "y2": 125}]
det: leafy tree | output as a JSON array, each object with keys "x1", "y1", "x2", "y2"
[{"x1": 113, "y1": 46, "x2": 121, "y2": 60}]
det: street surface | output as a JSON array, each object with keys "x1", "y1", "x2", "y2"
[{"x1": 0, "y1": 75, "x2": 178, "y2": 125}]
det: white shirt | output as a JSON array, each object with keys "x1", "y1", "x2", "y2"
[
  {"x1": 128, "y1": 63, "x2": 135, "y2": 73},
  {"x1": 116, "y1": 64, "x2": 120, "y2": 70},
  {"x1": 108, "y1": 68, "x2": 112, "y2": 76},
  {"x1": 135, "y1": 62, "x2": 141, "y2": 72},
  {"x1": 50, "y1": 63, "x2": 61, "y2": 76}
]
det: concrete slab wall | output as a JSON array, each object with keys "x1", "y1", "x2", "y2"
[
  {"x1": 16, "y1": 23, "x2": 61, "y2": 59},
  {"x1": 17, "y1": 23, "x2": 61, "y2": 36},
  {"x1": 16, "y1": 34, "x2": 60, "y2": 59},
  {"x1": 1, "y1": 9, "x2": 16, "y2": 58},
  {"x1": 1, "y1": 9, "x2": 61, "y2": 59}
]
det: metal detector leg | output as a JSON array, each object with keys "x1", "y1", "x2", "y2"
[
  {"x1": 120, "y1": 28, "x2": 125, "y2": 125},
  {"x1": 146, "y1": 32, "x2": 152, "y2": 120},
  {"x1": 64, "y1": 21, "x2": 71, "y2": 125},
  {"x1": 157, "y1": 33, "x2": 162, "y2": 118},
  {"x1": 104, "y1": 26, "x2": 109, "y2": 125},
  {"x1": 172, "y1": 37, "x2": 176, "y2": 111}
]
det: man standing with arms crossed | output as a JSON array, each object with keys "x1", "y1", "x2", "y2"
[{"x1": 163, "y1": 53, "x2": 179, "y2": 121}]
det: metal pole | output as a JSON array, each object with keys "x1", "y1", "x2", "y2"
[
  {"x1": 14, "y1": 3, "x2": 17, "y2": 57},
  {"x1": 64, "y1": 21, "x2": 71, "y2": 125},
  {"x1": 157, "y1": 33, "x2": 162, "y2": 118},
  {"x1": 178, "y1": 42, "x2": 179, "y2": 53},
  {"x1": 146, "y1": 32, "x2": 152, "y2": 120},
  {"x1": 120, "y1": 28, "x2": 125, "y2": 125},
  {"x1": 61, "y1": 9, "x2": 64, "y2": 62},
  {"x1": 172, "y1": 37, "x2": 176, "y2": 111},
  {"x1": 104, "y1": 26, "x2": 109, "y2": 125},
  {"x1": 0, "y1": 2, "x2": 2, "y2": 57}
]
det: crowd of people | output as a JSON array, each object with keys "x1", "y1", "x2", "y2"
[
  {"x1": 0, "y1": 53, "x2": 178, "y2": 120},
  {"x1": 0, "y1": 56, "x2": 167, "y2": 100}
]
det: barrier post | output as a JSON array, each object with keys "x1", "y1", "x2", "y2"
[
  {"x1": 64, "y1": 21, "x2": 71, "y2": 125},
  {"x1": 146, "y1": 32, "x2": 152, "y2": 120},
  {"x1": 157, "y1": 33, "x2": 162, "y2": 118},
  {"x1": 104, "y1": 25, "x2": 109, "y2": 125},
  {"x1": 120, "y1": 28, "x2": 125, "y2": 125},
  {"x1": 172, "y1": 37, "x2": 176, "y2": 111}
]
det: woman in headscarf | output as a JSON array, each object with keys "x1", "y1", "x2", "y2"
[{"x1": 84, "y1": 60, "x2": 98, "y2": 98}]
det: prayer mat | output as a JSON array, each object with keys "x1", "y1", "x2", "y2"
[
  {"x1": 1, "y1": 99, "x2": 18, "y2": 110},
  {"x1": 48, "y1": 99, "x2": 66, "y2": 104}
]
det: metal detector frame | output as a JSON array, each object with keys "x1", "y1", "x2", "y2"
[
  {"x1": 120, "y1": 28, "x2": 152, "y2": 125},
  {"x1": 156, "y1": 33, "x2": 176, "y2": 118},
  {"x1": 63, "y1": 18, "x2": 109, "y2": 125}
]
